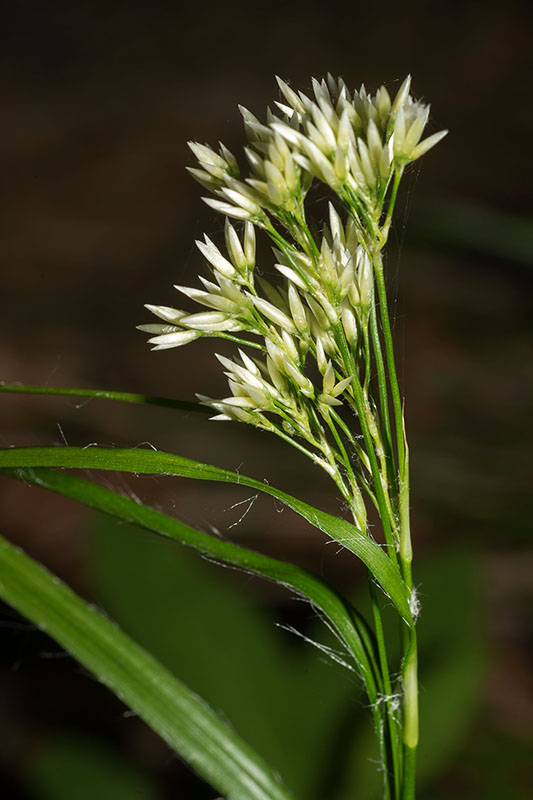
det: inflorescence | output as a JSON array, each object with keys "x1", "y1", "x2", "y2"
[{"x1": 138, "y1": 74, "x2": 446, "y2": 529}]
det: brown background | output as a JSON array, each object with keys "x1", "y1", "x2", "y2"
[{"x1": 1, "y1": 1, "x2": 532, "y2": 798}]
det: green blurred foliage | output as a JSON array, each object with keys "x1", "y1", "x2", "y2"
[
  {"x1": 79, "y1": 516, "x2": 484, "y2": 798},
  {"x1": 87, "y1": 514, "x2": 357, "y2": 798},
  {"x1": 25, "y1": 736, "x2": 164, "y2": 800},
  {"x1": 22, "y1": 511, "x2": 533, "y2": 799}
]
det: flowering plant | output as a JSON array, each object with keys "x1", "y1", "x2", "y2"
[{"x1": 0, "y1": 74, "x2": 445, "y2": 800}]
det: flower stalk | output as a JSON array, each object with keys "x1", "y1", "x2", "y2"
[{"x1": 140, "y1": 73, "x2": 446, "y2": 799}]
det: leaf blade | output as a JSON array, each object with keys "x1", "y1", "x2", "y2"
[
  {"x1": 2, "y1": 465, "x2": 381, "y2": 703},
  {"x1": 0, "y1": 532, "x2": 292, "y2": 800},
  {"x1": 0, "y1": 446, "x2": 411, "y2": 621},
  {"x1": 0, "y1": 383, "x2": 209, "y2": 414}
]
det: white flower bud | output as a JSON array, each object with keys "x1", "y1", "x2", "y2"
[
  {"x1": 144, "y1": 304, "x2": 187, "y2": 324},
  {"x1": 328, "y1": 203, "x2": 344, "y2": 246},
  {"x1": 245, "y1": 147, "x2": 266, "y2": 178},
  {"x1": 323, "y1": 361, "x2": 336, "y2": 394},
  {"x1": 307, "y1": 295, "x2": 330, "y2": 329},
  {"x1": 284, "y1": 153, "x2": 298, "y2": 192},
  {"x1": 181, "y1": 312, "x2": 239, "y2": 332},
  {"x1": 203, "y1": 197, "x2": 252, "y2": 220},
  {"x1": 221, "y1": 187, "x2": 262, "y2": 216},
  {"x1": 357, "y1": 139, "x2": 376, "y2": 187},
  {"x1": 393, "y1": 107, "x2": 407, "y2": 158},
  {"x1": 391, "y1": 75, "x2": 411, "y2": 114},
  {"x1": 330, "y1": 375, "x2": 353, "y2": 397},
  {"x1": 137, "y1": 323, "x2": 179, "y2": 334},
  {"x1": 358, "y1": 249, "x2": 373, "y2": 309},
  {"x1": 341, "y1": 305, "x2": 358, "y2": 345},
  {"x1": 148, "y1": 330, "x2": 200, "y2": 348},
  {"x1": 186, "y1": 167, "x2": 219, "y2": 191},
  {"x1": 334, "y1": 146, "x2": 347, "y2": 180},
  {"x1": 218, "y1": 142, "x2": 239, "y2": 174},
  {"x1": 410, "y1": 130, "x2": 448, "y2": 160},
  {"x1": 275, "y1": 264, "x2": 307, "y2": 291},
  {"x1": 243, "y1": 222, "x2": 256, "y2": 266},
  {"x1": 196, "y1": 237, "x2": 236, "y2": 278},
  {"x1": 339, "y1": 259, "x2": 355, "y2": 298},
  {"x1": 224, "y1": 220, "x2": 246, "y2": 271},
  {"x1": 275, "y1": 76, "x2": 307, "y2": 116},
  {"x1": 285, "y1": 361, "x2": 314, "y2": 397},
  {"x1": 403, "y1": 105, "x2": 430, "y2": 153},
  {"x1": 302, "y1": 138, "x2": 339, "y2": 187},
  {"x1": 315, "y1": 337, "x2": 327, "y2": 375},
  {"x1": 270, "y1": 121, "x2": 305, "y2": 149},
  {"x1": 188, "y1": 142, "x2": 228, "y2": 176},
  {"x1": 375, "y1": 86, "x2": 391, "y2": 125},
  {"x1": 223, "y1": 396, "x2": 257, "y2": 408},
  {"x1": 288, "y1": 283, "x2": 308, "y2": 333},
  {"x1": 266, "y1": 355, "x2": 288, "y2": 396},
  {"x1": 174, "y1": 285, "x2": 236, "y2": 313},
  {"x1": 251, "y1": 296, "x2": 297, "y2": 334},
  {"x1": 310, "y1": 105, "x2": 337, "y2": 153},
  {"x1": 264, "y1": 160, "x2": 287, "y2": 197},
  {"x1": 265, "y1": 338, "x2": 286, "y2": 371},
  {"x1": 238, "y1": 349, "x2": 261, "y2": 376},
  {"x1": 337, "y1": 108, "x2": 354, "y2": 152},
  {"x1": 281, "y1": 329, "x2": 299, "y2": 362}
]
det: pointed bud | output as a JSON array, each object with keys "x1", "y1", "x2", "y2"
[
  {"x1": 288, "y1": 283, "x2": 308, "y2": 333},
  {"x1": 392, "y1": 75, "x2": 411, "y2": 114},
  {"x1": 243, "y1": 222, "x2": 256, "y2": 266},
  {"x1": 410, "y1": 129, "x2": 448, "y2": 160},
  {"x1": 225, "y1": 219, "x2": 247, "y2": 271}
]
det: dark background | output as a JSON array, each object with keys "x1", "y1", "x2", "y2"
[{"x1": 1, "y1": 2, "x2": 532, "y2": 798}]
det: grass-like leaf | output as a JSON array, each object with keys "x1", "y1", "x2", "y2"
[
  {"x1": 0, "y1": 446, "x2": 411, "y2": 622},
  {"x1": 0, "y1": 382, "x2": 209, "y2": 414},
  {"x1": 2, "y1": 465, "x2": 381, "y2": 704},
  {"x1": 0, "y1": 532, "x2": 292, "y2": 800}
]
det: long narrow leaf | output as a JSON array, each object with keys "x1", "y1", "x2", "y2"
[
  {"x1": 0, "y1": 382, "x2": 209, "y2": 414},
  {"x1": 0, "y1": 532, "x2": 292, "y2": 800},
  {"x1": 2, "y1": 466, "x2": 381, "y2": 702},
  {"x1": 0, "y1": 446, "x2": 411, "y2": 621}
]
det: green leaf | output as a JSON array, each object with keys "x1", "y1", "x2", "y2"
[
  {"x1": 2, "y1": 465, "x2": 380, "y2": 707},
  {"x1": 0, "y1": 446, "x2": 411, "y2": 622},
  {"x1": 0, "y1": 532, "x2": 293, "y2": 800},
  {"x1": 0, "y1": 382, "x2": 209, "y2": 414},
  {"x1": 90, "y1": 515, "x2": 360, "y2": 799}
]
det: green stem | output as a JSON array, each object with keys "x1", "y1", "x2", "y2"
[
  {"x1": 367, "y1": 577, "x2": 402, "y2": 800},
  {"x1": 217, "y1": 332, "x2": 266, "y2": 351},
  {"x1": 398, "y1": 436, "x2": 417, "y2": 800},
  {"x1": 332, "y1": 323, "x2": 398, "y2": 564},
  {"x1": 369, "y1": 299, "x2": 397, "y2": 494},
  {"x1": 380, "y1": 168, "x2": 402, "y2": 245},
  {"x1": 328, "y1": 408, "x2": 371, "y2": 474},
  {"x1": 321, "y1": 408, "x2": 356, "y2": 489},
  {"x1": 373, "y1": 253, "x2": 406, "y2": 486},
  {"x1": 402, "y1": 745, "x2": 417, "y2": 800}
]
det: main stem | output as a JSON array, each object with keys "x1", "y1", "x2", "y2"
[{"x1": 371, "y1": 242, "x2": 418, "y2": 800}]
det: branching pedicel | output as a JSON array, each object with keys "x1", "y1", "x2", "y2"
[{"x1": 139, "y1": 74, "x2": 446, "y2": 800}]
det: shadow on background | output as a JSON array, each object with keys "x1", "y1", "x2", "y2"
[{"x1": 1, "y1": 1, "x2": 532, "y2": 798}]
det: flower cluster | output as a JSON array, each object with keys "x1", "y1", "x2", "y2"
[
  {"x1": 184, "y1": 74, "x2": 446, "y2": 234},
  {"x1": 139, "y1": 74, "x2": 445, "y2": 514}
]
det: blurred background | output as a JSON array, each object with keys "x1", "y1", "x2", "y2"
[{"x1": 1, "y1": 1, "x2": 532, "y2": 798}]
